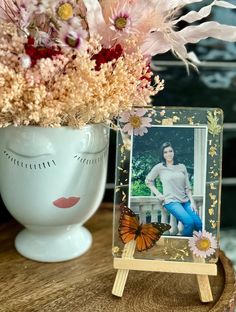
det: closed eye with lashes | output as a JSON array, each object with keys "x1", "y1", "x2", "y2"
[
  {"x1": 74, "y1": 149, "x2": 107, "y2": 165},
  {"x1": 3, "y1": 150, "x2": 56, "y2": 170}
]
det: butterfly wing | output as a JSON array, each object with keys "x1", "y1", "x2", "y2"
[
  {"x1": 118, "y1": 203, "x2": 171, "y2": 252},
  {"x1": 152, "y1": 223, "x2": 171, "y2": 235},
  {"x1": 136, "y1": 223, "x2": 171, "y2": 252},
  {"x1": 118, "y1": 203, "x2": 140, "y2": 245}
]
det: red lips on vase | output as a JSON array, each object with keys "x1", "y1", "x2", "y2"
[{"x1": 53, "y1": 197, "x2": 80, "y2": 209}]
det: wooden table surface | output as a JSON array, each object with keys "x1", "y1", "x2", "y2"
[{"x1": 0, "y1": 205, "x2": 235, "y2": 312}]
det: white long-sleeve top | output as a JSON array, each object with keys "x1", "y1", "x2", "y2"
[{"x1": 145, "y1": 163, "x2": 191, "y2": 204}]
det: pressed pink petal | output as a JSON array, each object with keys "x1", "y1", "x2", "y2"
[
  {"x1": 211, "y1": 241, "x2": 218, "y2": 249},
  {"x1": 192, "y1": 248, "x2": 206, "y2": 258},
  {"x1": 127, "y1": 127, "x2": 133, "y2": 135},
  {"x1": 141, "y1": 117, "x2": 152, "y2": 126},
  {"x1": 122, "y1": 123, "x2": 132, "y2": 133},
  {"x1": 188, "y1": 239, "x2": 194, "y2": 249},
  {"x1": 134, "y1": 126, "x2": 148, "y2": 136},
  {"x1": 133, "y1": 128, "x2": 140, "y2": 136},
  {"x1": 205, "y1": 248, "x2": 215, "y2": 257},
  {"x1": 141, "y1": 127, "x2": 148, "y2": 134},
  {"x1": 135, "y1": 108, "x2": 147, "y2": 117},
  {"x1": 119, "y1": 111, "x2": 131, "y2": 122},
  {"x1": 129, "y1": 110, "x2": 136, "y2": 116}
]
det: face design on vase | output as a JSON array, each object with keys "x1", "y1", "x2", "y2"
[
  {"x1": 163, "y1": 146, "x2": 174, "y2": 164},
  {"x1": 53, "y1": 196, "x2": 80, "y2": 209},
  {"x1": 0, "y1": 125, "x2": 109, "y2": 226}
]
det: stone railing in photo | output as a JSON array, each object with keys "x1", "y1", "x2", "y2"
[{"x1": 130, "y1": 196, "x2": 203, "y2": 236}]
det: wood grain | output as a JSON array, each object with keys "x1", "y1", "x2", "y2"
[{"x1": 0, "y1": 207, "x2": 235, "y2": 312}]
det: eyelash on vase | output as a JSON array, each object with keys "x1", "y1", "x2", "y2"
[
  {"x1": 3, "y1": 150, "x2": 57, "y2": 170},
  {"x1": 73, "y1": 149, "x2": 107, "y2": 165}
]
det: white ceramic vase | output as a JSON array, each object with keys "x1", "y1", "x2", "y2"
[{"x1": 0, "y1": 124, "x2": 109, "y2": 262}]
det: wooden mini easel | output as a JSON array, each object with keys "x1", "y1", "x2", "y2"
[{"x1": 112, "y1": 240, "x2": 217, "y2": 302}]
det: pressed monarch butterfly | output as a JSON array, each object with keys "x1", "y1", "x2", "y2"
[{"x1": 118, "y1": 203, "x2": 171, "y2": 252}]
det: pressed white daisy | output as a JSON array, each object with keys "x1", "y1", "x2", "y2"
[
  {"x1": 188, "y1": 230, "x2": 218, "y2": 259},
  {"x1": 120, "y1": 108, "x2": 152, "y2": 136}
]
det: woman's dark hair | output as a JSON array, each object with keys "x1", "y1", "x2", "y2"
[{"x1": 160, "y1": 142, "x2": 179, "y2": 166}]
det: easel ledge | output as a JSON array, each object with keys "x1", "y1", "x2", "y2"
[
  {"x1": 113, "y1": 258, "x2": 217, "y2": 276},
  {"x1": 112, "y1": 241, "x2": 217, "y2": 302}
]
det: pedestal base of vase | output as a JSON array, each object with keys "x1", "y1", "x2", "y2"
[{"x1": 15, "y1": 224, "x2": 92, "y2": 262}]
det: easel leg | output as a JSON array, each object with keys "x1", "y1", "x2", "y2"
[
  {"x1": 193, "y1": 255, "x2": 214, "y2": 302},
  {"x1": 112, "y1": 268, "x2": 130, "y2": 297},
  {"x1": 196, "y1": 275, "x2": 213, "y2": 302},
  {"x1": 112, "y1": 240, "x2": 136, "y2": 297}
]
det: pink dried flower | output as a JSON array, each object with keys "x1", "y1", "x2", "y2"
[
  {"x1": 109, "y1": 0, "x2": 138, "y2": 36},
  {"x1": 188, "y1": 230, "x2": 218, "y2": 259},
  {"x1": 1, "y1": 0, "x2": 236, "y2": 129},
  {"x1": 84, "y1": 0, "x2": 236, "y2": 66},
  {"x1": 119, "y1": 108, "x2": 152, "y2": 136}
]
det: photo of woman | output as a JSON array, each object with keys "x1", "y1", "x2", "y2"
[{"x1": 145, "y1": 142, "x2": 203, "y2": 237}]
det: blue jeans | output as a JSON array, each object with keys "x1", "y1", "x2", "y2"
[{"x1": 164, "y1": 201, "x2": 202, "y2": 237}]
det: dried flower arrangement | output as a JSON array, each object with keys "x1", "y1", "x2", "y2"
[{"x1": 0, "y1": 0, "x2": 236, "y2": 128}]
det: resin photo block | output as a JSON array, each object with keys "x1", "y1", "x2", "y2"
[{"x1": 113, "y1": 107, "x2": 223, "y2": 263}]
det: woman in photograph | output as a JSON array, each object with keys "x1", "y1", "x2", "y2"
[{"x1": 145, "y1": 142, "x2": 202, "y2": 237}]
